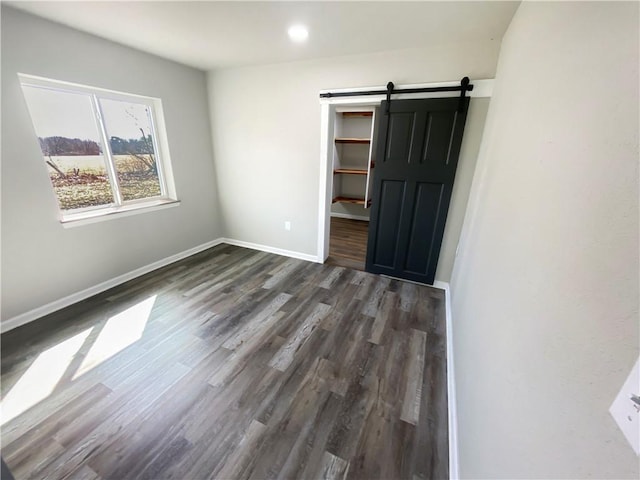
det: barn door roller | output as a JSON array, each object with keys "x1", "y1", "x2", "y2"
[{"x1": 385, "y1": 82, "x2": 394, "y2": 114}]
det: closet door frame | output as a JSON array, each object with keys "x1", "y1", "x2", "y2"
[{"x1": 317, "y1": 79, "x2": 494, "y2": 263}]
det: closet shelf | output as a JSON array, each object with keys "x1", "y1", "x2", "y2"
[
  {"x1": 334, "y1": 168, "x2": 367, "y2": 175},
  {"x1": 331, "y1": 107, "x2": 377, "y2": 210},
  {"x1": 335, "y1": 138, "x2": 371, "y2": 144},
  {"x1": 341, "y1": 111, "x2": 373, "y2": 118},
  {"x1": 333, "y1": 196, "x2": 372, "y2": 207}
]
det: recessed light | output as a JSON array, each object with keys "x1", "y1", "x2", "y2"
[{"x1": 288, "y1": 25, "x2": 308, "y2": 43}]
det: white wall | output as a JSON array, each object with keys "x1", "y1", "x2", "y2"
[
  {"x1": 208, "y1": 42, "x2": 497, "y2": 281},
  {"x1": 1, "y1": 7, "x2": 223, "y2": 323},
  {"x1": 330, "y1": 202, "x2": 371, "y2": 221},
  {"x1": 451, "y1": 2, "x2": 639, "y2": 478}
]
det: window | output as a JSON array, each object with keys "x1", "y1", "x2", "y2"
[{"x1": 19, "y1": 75, "x2": 177, "y2": 223}]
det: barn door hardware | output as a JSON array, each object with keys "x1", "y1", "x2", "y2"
[
  {"x1": 458, "y1": 76, "x2": 471, "y2": 112},
  {"x1": 385, "y1": 82, "x2": 394, "y2": 114},
  {"x1": 319, "y1": 77, "x2": 474, "y2": 114}
]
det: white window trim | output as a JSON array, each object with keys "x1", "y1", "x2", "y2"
[
  {"x1": 18, "y1": 73, "x2": 178, "y2": 224},
  {"x1": 61, "y1": 199, "x2": 181, "y2": 228}
]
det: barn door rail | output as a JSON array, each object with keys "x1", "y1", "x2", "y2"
[{"x1": 319, "y1": 76, "x2": 473, "y2": 113}]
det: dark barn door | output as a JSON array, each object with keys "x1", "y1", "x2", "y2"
[{"x1": 365, "y1": 97, "x2": 469, "y2": 284}]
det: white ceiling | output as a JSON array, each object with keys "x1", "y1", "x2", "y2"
[{"x1": 8, "y1": 1, "x2": 520, "y2": 71}]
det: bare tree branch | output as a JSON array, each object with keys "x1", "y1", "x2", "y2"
[{"x1": 46, "y1": 158, "x2": 66, "y2": 178}]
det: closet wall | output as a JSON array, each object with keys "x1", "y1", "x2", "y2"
[{"x1": 208, "y1": 42, "x2": 495, "y2": 281}]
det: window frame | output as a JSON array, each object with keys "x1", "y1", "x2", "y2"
[{"x1": 19, "y1": 74, "x2": 179, "y2": 225}]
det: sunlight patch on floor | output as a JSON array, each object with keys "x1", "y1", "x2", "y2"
[
  {"x1": 1, "y1": 296, "x2": 156, "y2": 425},
  {"x1": 1, "y1": 328, "x2": 91, "y2": 425},
  {"x1": 74, "y1": 295, "x2": 156, "y2": 378}
]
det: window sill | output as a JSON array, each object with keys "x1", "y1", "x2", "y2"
[{"x1": 61, "y1": 199, "x2": 180, "y2": 228}]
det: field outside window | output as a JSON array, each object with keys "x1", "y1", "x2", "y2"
[{"x1": 20, "y1": 75, "x2": 176, "y2": 221}]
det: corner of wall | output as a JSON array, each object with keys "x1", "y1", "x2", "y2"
[{"x1": 433, "y1": 280, "x2": 459, "y2": 480}]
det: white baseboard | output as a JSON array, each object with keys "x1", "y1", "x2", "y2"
[
  {"x1": 2, "y1": 237, "x2": 321, "y2": 334},
  {"x1": 1, "y1": 238, "x2": 226, "y2": 334},
  {"x1": 221, "y1": 238, "x2": 320, "y2": 263},
  {"x1": 433, "y1": 280, "x2": 459, "y2": 480},
  {"x1": 330, "y1": 212, "x2": 370, "y2": 222}
]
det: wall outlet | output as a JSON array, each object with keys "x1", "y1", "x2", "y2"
[
  {"x1": 609, "y1": 357, "x2": 640, "y2": 455},
  {"x1": 284, "y1": 221, "x2": 291, "y2": 231}
]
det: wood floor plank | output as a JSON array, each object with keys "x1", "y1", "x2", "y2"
[
  {"x1": 369, "y1": 291, "x2": 398, "y2": 344},
  {"x1": 269, "y1": 303, "x2": 332, "y2": 372},
  {"x1": 400, "y1": 329, "x2": 428, "y2": 425},
  {"x1": 254, "y1": 329, "x2": 330, "y2": 427},
  {"x1": 361, "y1": 276, "x2": 391, "y2": 317},
  {"x1": 214, "y1": 419, "x2": 267, "y2": 480},
  {"x1": 133, "y1": 436, "x2": 191, "y2": 480},
  {"x1": 249, "y1": 359, "x2": 332, "y2": 480},
  {"x1": 318, "y1": 451, "x2": 350, "y2": 480},
  {"x1": 47, "y1": 365, "x2": 190, "y2": 479},
  {"x1": 319, "y1": 266, "x2": 347, "y2": 289},
  {"x1": 325, "y1": 340, "x2": 382, "y2": 461},
  {"x1": 175, "y1": 335, "x2": 288, "y2": 480},
  {"x1": 222, "y1": 293, "x2": 292, "y2": 350},
  {"x1": 270, "y1": 389, "x2": 333, "y2": 479},
  {"x1": 327, "y1": 217, "x2": 368, "y2": 271},
  {"x1": 65, "y1": 464, "x2": 102, "y2": 480},
  {"x1": 11, "y1": 436, "x2": 66, "y2": 480},
  {"x1": 412, "y1": 297, "x2": 448, "y2": 480},
  {"x1": 209, "y1": 312, "x2": 285, "y2": 387},
  {"x1": 2, "y1": 383, "x2": 112, "y2": 463},
  {"x1": 295, "y1": 392, "x2": 345, "y2": 479},
  {"x1": 263, "y1": 258, "x2": 306, "y2": 289},
  {"x1": 1, "y1": 244, "x2": 448, "y2": 480}
]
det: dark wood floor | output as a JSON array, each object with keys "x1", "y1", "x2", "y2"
[
  {"x1": 1, "y1": 244, "x2": 448, "y2": 480},
  {"x1": 327, "y1": 217, "x2": 369, "y2": 271}
]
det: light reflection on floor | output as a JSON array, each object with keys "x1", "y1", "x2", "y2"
[
  {"x1": 74, "y1": 295, "x2": 156, "y2": 378},
  {"x1": 1, "y1": 295, "x2": 156, "y2": 425}
]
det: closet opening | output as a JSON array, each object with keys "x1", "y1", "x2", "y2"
[
  {"x1": 325, "y1": 108, "x2": 378, "y2": 271},
  {"x1": 318, "y1": 79, "x2": 488, "y2": 281}
]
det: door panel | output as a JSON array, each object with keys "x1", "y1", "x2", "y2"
[
  {"x1": 366, "y1": 97, "x2": 469, "y2": 284},
  {"x1": 371, "y1": 180, "x2": 405, "y2": 268},
  {"x1": 404, "y1": 182, "x2": 444, "y2": 274},
  {"x1": 422, "y1": 111, "x2": 456, "y2": 167},
  {"x1": 385, "y1": 112, "x2": 415, "y2": 165}
]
